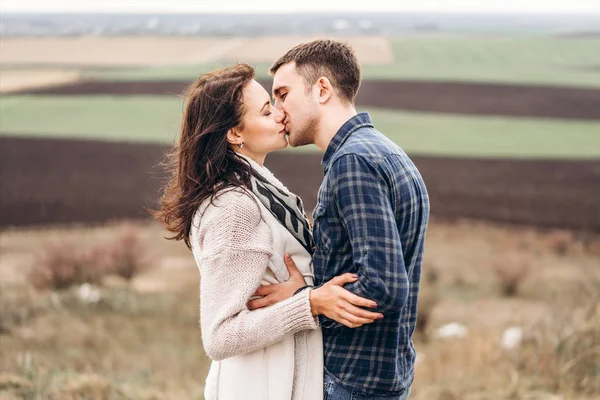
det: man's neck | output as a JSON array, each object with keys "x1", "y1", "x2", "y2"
[{"x1": 314, "y1": 106, "x2": 357, "y2": 152}]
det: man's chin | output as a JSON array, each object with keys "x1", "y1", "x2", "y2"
[
  {"x1": 286, "y1": 134, "x2": 300, "y2": 148},
  {"x1": 286, "y1": 134, "x2": 297, "y2": 147}
]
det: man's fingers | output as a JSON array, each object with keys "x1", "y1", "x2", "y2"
[
  {"x1": 339, "y1": 310, "x2": 376, "y2": 326},
  {"x1": 327, "y1": 273, "x2": 358, "y2": 286},
  {"x1": 340, "y1": 302, "x2": 383, "y2": 321},
  {"x1": 253, "y1": 285, "x2": 274, "y2": 297},
  {"x1": 247, "y1": 296, "x2": 275, "y2": 310},
  {"x1": 336, "y1": 317, "x2": 362, "y2": 329},
  {"x1": 341, "y1": 290, "x2": 378, "y2": 309}
]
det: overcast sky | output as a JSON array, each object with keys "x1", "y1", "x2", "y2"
[{"x1": 2, "y1": 0, "x2": 600, "y2": 14}]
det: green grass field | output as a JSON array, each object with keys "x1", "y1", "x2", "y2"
[
  {"x1": 3, "y1": 95, "x2": 600, "y2": 159},
  {"x1": 85, "y1": 37, "x2": 600, "y2": 87},
  {"x1": 0, "y1": 96, "x2": 183, "y2": 144}
]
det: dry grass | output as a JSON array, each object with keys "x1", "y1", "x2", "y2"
[
  {"x1": 546, "y1": 230, "x2": 576, "y2": 256},
  {"x1": 26, "y1": 241, "x2": 106, "y2": 291},
  {"x1": 415, "y1": 287, "x2": 439, "y2": 342},
  {"x1": 584, "y1": 237, "x2": 600, "y2": 258},
  {"x1": 0, "y1": 288, "x2": 48, "y2": 335},
  {"x1": 0, "y1": 37, "x2": 231, "y2": 66},
  {"x1": 0, "y1": 286, "x2": 207, "y2": 399},
  {"x1": 423, "y1": 263, "x2": 440, "y2": 286},
  {"x1": 101, "y1": 223, "x2": 149, "y2": 282},
  {"x1": 413, "y1": 296, "x2": 600, "y2": 399},
  {"x1": 491, "y1": 256, "x2": 532, "y2": 297},
  {"x1": 0, "y1": 36, "x2": 394, "y2": 67},
  {"x1": 1, "y1": 218, "x2": 599, "y2": 399},
  {"x1": 25, "y1": 223, "x2": 150, "y2": 291},
  {"x1": 416, "y1": 264, "x2": 441, "y2": 342},
  {"x1": 221, "y1": 36, "x2": 394, "y2": 64},
  {"x1": 0, "y1": 69, "x2": 81, "y2": 93}
]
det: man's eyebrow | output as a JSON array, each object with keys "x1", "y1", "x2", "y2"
[{"x1": 260, "y1": 101, "x2": 270, "y2": 112}]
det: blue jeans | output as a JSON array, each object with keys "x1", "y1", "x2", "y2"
[{"x1": 323, "y1": 371, "x2": 411, "y2": 400}]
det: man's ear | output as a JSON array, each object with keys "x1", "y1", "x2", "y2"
[
  {"x1": 226, "y1": 127, "x2": 243, "y2": 146},
  {"x1": 317, "y1": 77, "x2": 333, "y2": 104}
]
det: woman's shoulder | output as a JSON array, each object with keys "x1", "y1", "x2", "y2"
[
  {"x1": 192, "y1": 186, "x2": 272, "y2": 254},
  {"x1": 211, "y1": 187, "x2": 259, "y2": 211},
  {"x1": 196, "y1": 187, "x2": 262, "y2": 223},
  {"x1": 213, "y1": 186, "x2": 254, "y2": 203}
]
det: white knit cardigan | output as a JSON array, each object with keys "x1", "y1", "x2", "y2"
[{"x1": 190, "y1": 156, "x2": 323, "y2": 400}]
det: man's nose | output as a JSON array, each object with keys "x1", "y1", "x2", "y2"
[
  {"x1": 274, "y1": 108, "x2": 285, "y2": 123},
  {"x1": 273, "y1": 99, "x2": 283, "y2": 111}
]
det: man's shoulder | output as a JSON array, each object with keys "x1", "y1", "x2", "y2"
[{"x1": 332, "y1": 126, "x2": 402, "y2": 168}]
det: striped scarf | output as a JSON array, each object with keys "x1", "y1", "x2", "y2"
[{"x1": 241, "y1": 154, "x2": 314, "y2": 255}]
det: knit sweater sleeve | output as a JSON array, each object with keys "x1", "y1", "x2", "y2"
[{"x1": 196, "y1": 190, "x2": 318, "y2": 361}]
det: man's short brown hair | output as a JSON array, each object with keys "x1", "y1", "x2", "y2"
[{"x1": 270, "y1": 39, "x2": 361, "y2": 104}]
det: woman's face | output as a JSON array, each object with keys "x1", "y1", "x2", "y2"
[{"x1": 233, "y1": 80, "x2": 287, "y2": 161}]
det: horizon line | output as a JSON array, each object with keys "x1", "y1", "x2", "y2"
[{"x1": 3, "y1": 10, "x2": 600, "y2": 15}]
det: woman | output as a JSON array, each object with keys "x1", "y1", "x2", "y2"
[{"x1": 153, "y1": 64, "x2": 372, "y2": 400}]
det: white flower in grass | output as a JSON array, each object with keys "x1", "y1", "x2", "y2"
[
  {"x1": 501, "y1": 326, "x2": 523, "y2": 350},
  {"x1": 434, "y1": 322, "x2": 468, "y2": 339},
  {"x1": 78, "y1": 283, "x2": 101, "y2": 304}
]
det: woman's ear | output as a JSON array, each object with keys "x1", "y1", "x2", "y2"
[
  {"x1": 317, "y1": 77, "x2": 333, "y2": 104},
  {"x1": 226, "y1": 128, "x2": 243, "y2": 146}
]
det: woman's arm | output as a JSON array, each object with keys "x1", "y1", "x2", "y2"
[{"x1": 197, "y1": 191, "x2": 318, "y2": 361}]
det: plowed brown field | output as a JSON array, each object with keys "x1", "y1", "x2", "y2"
[{"x1": 2, "y1": 137, "x2": 598, "y2": 231}]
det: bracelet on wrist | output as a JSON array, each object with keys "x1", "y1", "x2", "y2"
[{"x1": 293, "y1": 285, "x2": 313, "y2": 296}]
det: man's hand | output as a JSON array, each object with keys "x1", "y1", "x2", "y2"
[
  {"x1": 247, "y1": 253, "x2": 306, "y2": 310},
  {"x1": 248, "y1": 254, "x2": 383, "y2": 329},
  {"x1": 310, "y1": 275, "x2": 383, "y2": 328}
]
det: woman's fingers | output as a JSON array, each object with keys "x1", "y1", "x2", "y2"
[
  {"x1": 283, "y1": 253, "x2": 301, "y2": 275},
  {"x1": 253, "y1": 285, "x2": 274, "y2": 297},
  {"x1": 283, "y1": 254, "x2": 307, "y2": 285},
  {"x1": 247, "y1": 296, "x2": 272, "y2": 310}
]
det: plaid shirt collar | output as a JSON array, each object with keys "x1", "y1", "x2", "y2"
[{"x1": 321, "y1": 112, "x2": 374, "y2": 172}]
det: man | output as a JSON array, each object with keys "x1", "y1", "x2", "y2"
[{"x1": 251, "y1": 39, "x2": 429, "y2": 399}]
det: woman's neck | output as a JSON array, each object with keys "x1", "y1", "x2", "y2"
[{"x1": 236, "y1": 149, "x2": 266, "y2": 166}]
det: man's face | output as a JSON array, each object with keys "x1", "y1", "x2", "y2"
[{"x1": 272, "y1": 62, "x2": 319, "y2": 147}]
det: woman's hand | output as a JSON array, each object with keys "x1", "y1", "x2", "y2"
[{"x1": 247, "y1": 253, "x2": 306, "y2": 310}]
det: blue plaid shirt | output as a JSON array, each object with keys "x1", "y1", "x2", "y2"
[{"x1": 313, "y1": 112, "x2": 430, "y2": 396}]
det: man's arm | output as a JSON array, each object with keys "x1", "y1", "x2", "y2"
[
  {"x1": 320, "y1": 154, "x2": 408, "y2": 328},
  {"x1": 248, "y1": 254, "x2": 383, "y2": 328}
]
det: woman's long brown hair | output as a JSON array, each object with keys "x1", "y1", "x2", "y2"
[{"x1": 152, "y1": 64, "x2": 256, "y2": 248}]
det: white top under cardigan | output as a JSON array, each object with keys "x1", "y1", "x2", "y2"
[{"x1": 190, "y1": 156, "x2": 323, "y2": 400}]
